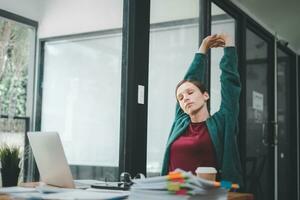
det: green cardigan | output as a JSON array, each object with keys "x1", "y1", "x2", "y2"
[{"x1": 161, "y1": 47, "x2": 243, "y2": 186}]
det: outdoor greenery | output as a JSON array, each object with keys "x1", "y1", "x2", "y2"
[{"x1": 0, "y1": 19, "x2": 31, "y2": 117}]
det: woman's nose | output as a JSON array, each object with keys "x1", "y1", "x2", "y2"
[{"x1": 183, "y1": 94, "x2": 189, "y2": 102}]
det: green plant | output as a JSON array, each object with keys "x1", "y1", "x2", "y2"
[
  {"x1": 0, "y1": 144, "x2": 20, "y2": 168},
  {"x1": 0, "y1": 144, "x2": 21, "y2": 186}
]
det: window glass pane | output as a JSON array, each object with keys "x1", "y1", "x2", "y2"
[
  {"x1": 0, "y1": 17, "x2": 35, "y2": 117},
  {"x1": 42, "y1": 32, "x2": 122, "y2": 181},
  {"x1": 210, "y1": 3, "x2": 236, "y2": 115},
  {"x1": 0, "y1": 16, "x2": 36, "y2": 182},
  {"x1": 245, "y1": 29, "x2": 273, "y2": 200},
  {"x1": 277, "y1": 48, "x2": 296, "y2": 200},
  {"x1": 147, "y1": 0, "x2": 199, "y2": 176}
]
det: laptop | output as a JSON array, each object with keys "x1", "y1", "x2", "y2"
[
  {"x1": 28, "y1": 132, "x2": 76, "y2": 188},
  {"x1": 28, "y1": 131, "x2": 129, "y2": 192}
]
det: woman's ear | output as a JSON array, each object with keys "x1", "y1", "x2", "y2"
[{"x1": 204, "y1": 91, "x2": 210, "y2": 101}]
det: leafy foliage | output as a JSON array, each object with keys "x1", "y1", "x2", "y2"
[{"x1": 0, "y1": 20, "x2": 32, "y2": 116}]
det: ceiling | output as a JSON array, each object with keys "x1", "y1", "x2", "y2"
[{"x1": 230, "y1": 0, "x2": 300, "y2": 54}]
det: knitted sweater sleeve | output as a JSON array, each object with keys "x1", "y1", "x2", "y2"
[
  {"x1": 219, "y1": 47, "x2": 241, "y2": 116},
  {"x1": 174, "y1": 53, "x2": 207, "y2": 120}
]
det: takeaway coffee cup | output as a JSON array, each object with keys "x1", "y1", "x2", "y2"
[{"x1": 195, "y1": 167, "x2": 217, "y2": 181}]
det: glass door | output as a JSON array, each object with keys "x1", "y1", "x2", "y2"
[
  {"x1": 244, "y1": 28, "x2": 274, "y2": 200},
  {"x1": 276, "y1": 47, "x2": 297, "y2": 200}
]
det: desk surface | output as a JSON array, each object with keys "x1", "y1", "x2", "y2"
[
  {"x1": 228, "y1": 192, "x2": 254, "y2": 200},
  {"x1": 0, "y1": 182, "x2": 254, "y2": 200},
  {"x1": 0, "y1": 192, "x2": 254, "y2": 200},
  {"x1": 0, "y1": 195, "x2": 10, "y2": 200}
]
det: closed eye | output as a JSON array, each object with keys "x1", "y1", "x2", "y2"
[
  {"x1": 187, "y1": 90, "x2": 194, "y2": 95},
  {"x1": 177, "y1": 94, "x2": 183, "y2": 101}
]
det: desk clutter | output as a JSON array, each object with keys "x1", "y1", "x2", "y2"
[
  {"x1": 0, "y1": 170, "x2": 243, "y2": 200},
  {"x1": 128, "y1": 170, "x2": 238, "y2": 200}
]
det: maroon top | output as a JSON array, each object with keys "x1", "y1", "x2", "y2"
[{"x1": 169, "y1": 121, "x2": 217, "y2": 174}]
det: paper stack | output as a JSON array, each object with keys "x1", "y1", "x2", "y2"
[
  {"x1": 128, "y1": 170, "x2": 239, "y2": 200},
  {"x1": 0, "y1": 185, "x2": 129, "y2": 199}
]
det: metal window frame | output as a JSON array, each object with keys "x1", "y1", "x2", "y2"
[
  {"x1": 119, "y1": 0, "x2": 150, "y2": 177},
  {"x1": 0, "y1": 9, "x2": 37, "y2": 27}
]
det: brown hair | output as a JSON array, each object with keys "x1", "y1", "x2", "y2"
[{"x1": 175, "y1": 80, "x2": 207, "y2": 98}]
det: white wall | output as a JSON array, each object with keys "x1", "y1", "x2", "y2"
[
  {"x1": 150, "y1": 0, "x2": 198, "y2": 23},
  {"x1": 38, "y1": 0, "x2": 123, "y2": 38},
  {"x1": 0, "y1": 0, "x2": 43, "y2": 21},
  {"x1": 39, "y1": 0, "x2": 200, "y2": 38},
  {"x1": 0, "y1": 0, "x2": 123, "y2": 38}
]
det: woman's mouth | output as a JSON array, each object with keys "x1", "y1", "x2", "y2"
[{"x1": 185, "y1": 102, "x2": 193, "y2": 108}]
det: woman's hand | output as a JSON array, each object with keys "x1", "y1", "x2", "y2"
[
  {"x1": 198, "y1": 34, "x2": 225, "y2": 54},
  {"x1": 198, "y1": 33, "x2": 233, "y2": 54},
  {"x1": 219, "y1": 33, "x2": 234, "y2": 47}
]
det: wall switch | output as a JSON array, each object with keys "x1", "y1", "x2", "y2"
[{"x1": 137, "y1": 85, "x2": 144, "y2": 104}]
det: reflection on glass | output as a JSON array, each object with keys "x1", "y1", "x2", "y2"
[
  {"x1": 246, "y1": 29, "x2": 268, "y2": 157},
  {"x1": 147, "y1": 0, "x2": 199, "y2": 176}
]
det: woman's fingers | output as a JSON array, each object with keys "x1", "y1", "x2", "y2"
[
  {"x1": 207, "y1": 38, "x2": 225, "y2": 48},
  {"x1": 210, "y1": 43, "x2": 225, "y2": 48},
  {"x1": 210, "y1": 40, "x2": 225, "y2": 48},
  {"x1": 211, "y1": 43, "x2": 225, "y2": 48},
  {"x1": 208, "y1": 37, "x2": 224, "y2": 44}
]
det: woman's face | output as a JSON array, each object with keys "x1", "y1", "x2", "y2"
[{"x1": 176, "y1": 82, "x2": 209, "y2": 115}]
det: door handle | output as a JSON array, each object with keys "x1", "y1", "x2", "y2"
[
  {"x1": 262, "y1": 121, "x2": 278, "y2": 147},
  {"x1": 262, "y1": 122, "x2": 268, "y2": 146}
]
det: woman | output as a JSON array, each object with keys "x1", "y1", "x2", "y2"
[{"x1": 161, "y1": 34, "x2": 243, "y2": 186}]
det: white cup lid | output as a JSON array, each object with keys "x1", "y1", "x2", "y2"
[{"x1": 195, "y1": 167, "x2": 217, "y2": 174}]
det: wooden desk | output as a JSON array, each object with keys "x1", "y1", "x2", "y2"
[
  {"x1": 0, "y1": 195, "x2": 10, "y2": 200},
  {"x1": 228, "y1": 192, "x2": 254, "y2": 200}
]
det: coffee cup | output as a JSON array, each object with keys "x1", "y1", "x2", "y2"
[{"x1": 195, "y1": 167, "x2": 217, "y2": 181}]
